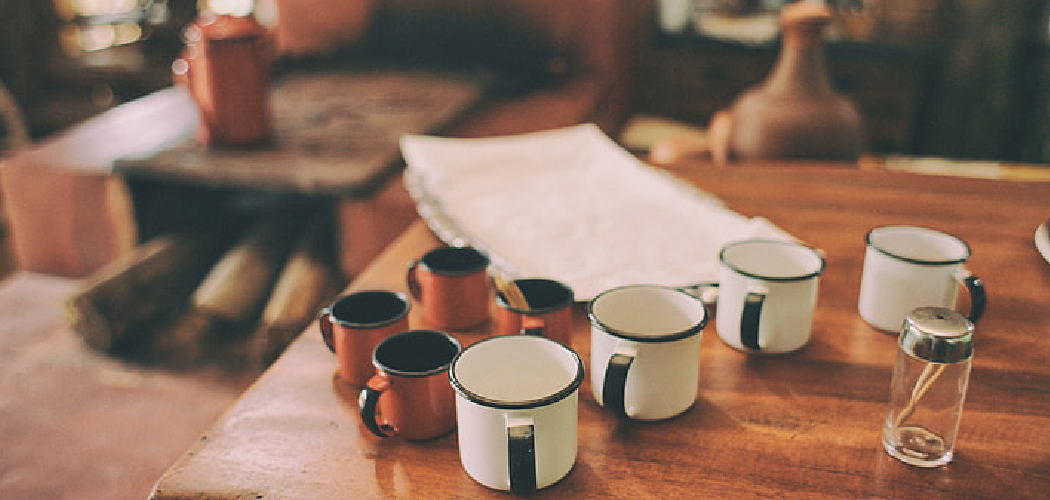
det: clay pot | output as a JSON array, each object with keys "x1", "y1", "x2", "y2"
[
  {"x1": 710, "y1": 2, "x2": 866, "y2": 163},
  {"x1": 173, "y1": 13, "x2": 274, "y2": 147}
]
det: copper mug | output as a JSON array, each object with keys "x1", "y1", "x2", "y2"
[
  {"x1": 495, "y1": 278, "x2": 575, "y2": 347},
  {"x1": 406, "y1": 246, "x2": 491, "y2": 330},
  {"x1": 358, "y1": 330, "x2": 462, "y2": 441},
  {"x1": 320, "y1": 291, "x2": 411, "y2": 386},
  {"x1": 172, "y1": 13, "x2": 273, "y2": 147}
]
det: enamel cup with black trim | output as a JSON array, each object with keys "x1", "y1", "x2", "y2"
[
  {"x1": 320, "y1": 291, "x2": 412, "y2": 386},
  {"x1": 357, "y1": 330, "x2": 461, "y2": 441},
  {"x1": 858, "y1": 225, "x2": 986, "y2": 332},
  {"x1": 495, "y1": 278, "x2": 575, "y2": 347},
  {"x1": 589, "y1": 285, "x2": 708, "y2": 420},
  {"x1": 406, "y1": 246, "x2": 491, "y2": 331},
  {"x1": 449, "y1": 335, "x2": 584, "y2": 494},
  {"x1": 716, "y1": 239, "x2": 825, "y2": 354}
]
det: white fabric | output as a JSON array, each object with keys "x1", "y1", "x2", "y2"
[{"x1": 401, "y1": 124, "x2": 794, "y2": 300}]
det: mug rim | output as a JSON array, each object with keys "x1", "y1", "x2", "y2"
[
  {"x1": 719, "y1": 239, "x2": 825, "y2": 282},
  {"x1": 587, "y1": 284, "x2": 708, "y2": 343},
  {"x1": 866, "y1": 225, "x2": 971, "y2": 266},
  {"x1": 372, "y1": 329, "x2": 462, "y2": 378},
  {"x1": 449, "y1": 335, "x2": 584, "y2": 410},
  {"x1": 495, "y1": 277, "x2": 575, "y2": 314},
  {"x1": 420, "y1": 246, "x2": 491, "y2": 277},
  {"x1": 324, "y1": 290, "x2": 411, "y2": 329}
]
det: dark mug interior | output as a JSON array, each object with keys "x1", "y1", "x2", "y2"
[
  {"x1": 374, "y1": 330, "x2": 461, "y2": 376},
  {"x1": 499, "y1": 278, "x2": 574, "y2": 313},
  {"x1": 330, "y1": 291, "x2": 410, "y2": 328},
  {"x1": 422, "y1": 246, "x2": 490, "y2": 276}
]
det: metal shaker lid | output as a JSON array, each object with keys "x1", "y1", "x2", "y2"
[{"x1": 899, "y1": 307, "x2": 974, "y2": 363}]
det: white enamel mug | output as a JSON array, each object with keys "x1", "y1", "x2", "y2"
[
  {"x1": 589, "y1": 285, "x2": 708, "y2": 421},
  {"x1": 449, "y1": 335, "x2": 584, "y2": 494},
  {"x1": 858, "y1": 225, "x2": 986, "y2": 332},
  {"x1": 716, "y1": 239, "x2": 825, "y2": 354}
]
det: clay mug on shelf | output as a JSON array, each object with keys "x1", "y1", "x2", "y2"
[
  {"x1": 319, "y1": 290, "x2": 411, "y2": 387},
  {"x1": 588, "y1": 284, "x2": 708, "y2": 420},
  {"x1": 495, "y1": 278, "x2": 575, "y2": 347},
  {"x1": 358, "y1": 330, "x2": 462, "y2": 441},
  {"x1": 172, "y1": 12, "x2": 273, "y2": 147},
  {"x1": 406, "y1": 246, "x2": 491, "y2": 331}
]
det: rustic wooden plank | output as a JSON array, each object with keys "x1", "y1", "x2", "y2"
[{"x1": 114, "y1": 70, "x2": 490, "y2": 195}]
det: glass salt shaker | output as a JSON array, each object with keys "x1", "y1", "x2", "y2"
[{"x1": 882, "y1": 306, "x2": 974, "y2": 467}]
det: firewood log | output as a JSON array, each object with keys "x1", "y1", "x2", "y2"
[
  {"x1": 246, "y1": 211, "x2": 344, "y2": 367},
  {"x1": 65, "y1": 230, "x2": 228, "y2": 352},
  {"x1": 151, "y1": 210, "x2": 302, "y2": 366}
]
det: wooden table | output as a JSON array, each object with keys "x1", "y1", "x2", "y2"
[{"x1": 149, "y1": 162, "x2": 1050, "y2": 500}]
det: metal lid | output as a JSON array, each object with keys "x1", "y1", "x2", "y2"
[{"x1": 899, "y1": 307, "x2": 974, "y2": 363}]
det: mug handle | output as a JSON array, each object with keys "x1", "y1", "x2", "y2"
[
  {"x1": 954, "y1": 269, "x2": 987, "y2": 324},
  {"x1": 358, "y1": 375, "x2": 393, "y2": 438},
  {"x1": 405, "y1": 259, "x2": 423, "y2": 302},
  {"x1": 521, "y1": 315, "x2": 546, "y2": 336},
  {"x1": 602, "y1": 343, "x2": 638, "y2": 418},
  {"x1": 679, "y1": 282, "x2": 719, "y2": 311},
  {"x1": 319, "y1": 309, "x2": 336, "y2": 353},
  {"x1": 740, "y1": 284, "x2": 768, "y2": 351},
  {"x1": 506, "y1": 414, "x2": 536, "y2": 495}
]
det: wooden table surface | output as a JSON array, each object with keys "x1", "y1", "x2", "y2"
[{"x1": 150, "y1": 162, "x2": 1050, "y2": 500}]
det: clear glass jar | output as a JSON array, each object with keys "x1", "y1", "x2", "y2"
[{"x1": 882, "y1": 307, "x2": 974, "y2": 467}]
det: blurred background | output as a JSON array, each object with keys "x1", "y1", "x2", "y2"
[{"x1": 1, "y1": 0, "x2": 1048, "y2": 161}]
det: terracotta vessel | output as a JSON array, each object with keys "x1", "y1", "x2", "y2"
[
  {"x1": 173, "y1": 13, "x2": 273, "y2": 147},
  {"x1": 709, "y1": 2, "x2": 866, "y2": 163}
]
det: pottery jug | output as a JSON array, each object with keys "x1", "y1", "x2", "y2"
[
  {"x1": 709, "y1": 2, "x2": 865, "y2": 163},
  {"x1": 173, "y1": 13, "x2": 273, "y2": 147}
]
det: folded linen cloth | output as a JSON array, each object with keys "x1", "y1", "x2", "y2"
[{"x1": 401, "y1": 124, "x2": 794, "y2": 300}]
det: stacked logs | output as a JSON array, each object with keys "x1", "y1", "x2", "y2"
[{"x1": 65, "y1": 205, "x2": 345, "y2": 369}]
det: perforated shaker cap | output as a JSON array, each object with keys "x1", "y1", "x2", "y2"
[{"x1": 899, "y1": 307, "x2": 974, "y2": 363}]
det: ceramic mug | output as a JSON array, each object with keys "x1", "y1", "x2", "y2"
[
  {"x1": 319, "y1": 290, "x2": 411, "y2": 386},
  {"x1": 588, "y1": 285, "x2": 708, "y2": 420},
  {"x1": 406, "y1": 246, "x2": 491, "y2": 330},
  {"x1": 858, "y1": 225, "x2": 986, "y2": 332},
  {"x1": 449, "y1": 335, "x2": 584, "y2": 494},
  {"x1": 172, "y1": 13, "x2": 273, "y2": 146},
  {"x1": 358, "y1": 330, "x2": 462, "y2": 441},
  {"x1": 716, "y1": 239, "x2": 825, "y2": 354},
  {"x1": 495, "y1": 278, "x2": 575, "y2": 347}
]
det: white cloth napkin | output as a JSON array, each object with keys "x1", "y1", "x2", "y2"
[{"x1": 401, "y1": 124, "x2": 794, "y2": 300}]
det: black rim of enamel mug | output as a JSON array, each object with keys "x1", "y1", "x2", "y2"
[
  {"x1": 449, "y1": 335, "x2": 585, "y2": 410},
  {"x1": 866, "y1": 225, "x2": 971, "y2": 266},
  {"x1": 324, "y1": 290, "x2": 411, "y2": 328},
  {"x1": 372, "y1": 329, "x2": 463, "y2": 378},
  {"x1": 495, "y1": 278, "x2": 575, "y2": 314},
  {"x1": 587, "y1": 284, "x2": 708, "y2": 343},
  {"x1": 719, "y1": 239, "x2": 825, "y2": 282},
  {"x1": 421, "y1": 246, "x2": 491, "y2": 277}
]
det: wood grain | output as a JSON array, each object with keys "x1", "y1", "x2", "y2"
[{"x1": 151, "y1": 162, "x2": 1050, "y2": 500}]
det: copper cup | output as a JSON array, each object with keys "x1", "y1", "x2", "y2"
[
  {"x1": 358, "y1": 330, "x2": 462, "y2": 441},
  {"x1": 406, "y1": 246, "x2": 491, "y2": 330},
  {"x1": 496, "y1": 278, "x2": 575, "y2": 347},
  {"x1": 319, "y1": 291, "x2": 411, "y2": 386}
]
